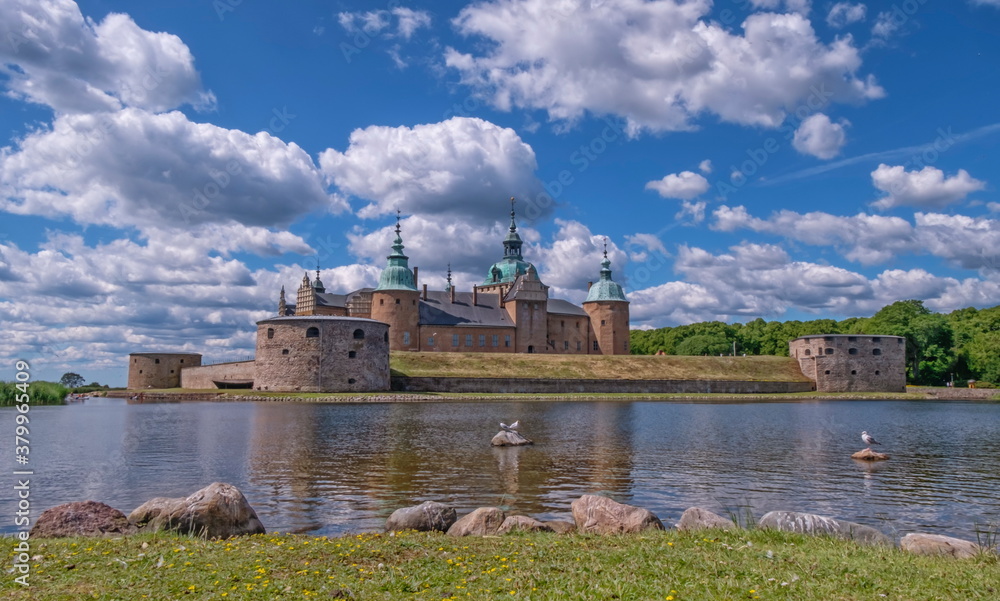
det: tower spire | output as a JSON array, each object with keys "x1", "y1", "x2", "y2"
[{"x1": 374, "y1": 210, "x2": 417, "y2": 291}]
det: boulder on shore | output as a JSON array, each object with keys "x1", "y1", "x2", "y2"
[
  {"x1": 676, "y1": 507, "x2": 737, "y2": 532},
  {"x1": 901, "y1": 533, "x2": 985, "y2": 559},
  {"x1": 758, "y1": 511, "x2": 890, "y2": 545},
  {"x1": 491, "y1": 431, "x2": 533, "y2": 446},
  {"x1": 571, "y1": 494, "x2": 665, "y2": 534},
  {"x1": 129, "y1": 482, "x2": 265, "y2": 539},
  {"x1": 852, "y1": 448, "x2": 890, "y2": 461},
  {"x1": 386, "y1": 501, "x2": 457, "y2": 533},
  {"x1": 447, "y1": 507, "x2": 506, "y2": 537},
  {"x1": 498, "y1": 515, "x2": 554, "y2": 534},
  {"x1": 31, "y1": 501, "x2": 136, "y2": 538}
]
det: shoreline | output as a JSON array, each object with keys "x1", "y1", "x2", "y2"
[{"x1": 105, "y1": 387, "x2": 999, "y2": 403}]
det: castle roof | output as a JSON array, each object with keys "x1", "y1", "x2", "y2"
[
  {"x1": 483, "y1": 197, "x2": 537, "y2": 285},
  {"x1": 584, "y1": 248, "x2": 628, "y2": 303},
  {"x1": 375, "y1": 214, "x2": 417, "y2": 292}
]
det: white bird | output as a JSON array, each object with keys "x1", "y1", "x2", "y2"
[
  {"x1": 861, "y1": 431, "x2": 881, "y2": 446},
  {"x1": 500, "y1": 420, "x2": 520, "y2": 432}
]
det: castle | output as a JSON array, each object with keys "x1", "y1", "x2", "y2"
[{"x1": 283, "y1": 202, "x2": 630, "y2": 356}]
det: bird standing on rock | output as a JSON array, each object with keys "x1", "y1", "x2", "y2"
[
  {"x1": 500, "y1": 420, "x2": 520, "y2": 432},
  {"x1": 861, "y1": 431, "x2": 881, "y2": 446}
]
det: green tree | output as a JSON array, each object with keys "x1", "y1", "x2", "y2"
[
  {"x1": 60, "y1": 372, "x2": 85, "y2": 388},
  {"x1": 674, "y1": 334, "x2": 731, "y2": 356}
]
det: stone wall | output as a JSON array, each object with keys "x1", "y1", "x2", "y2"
[
  {"x1": 180, "y1": 361, "x2": 255, "y2": 389},
  {"x1": 254, "y1": 316, "x2": 390, "y2": 392},
  {"x1": 546, "y1": 313, "x2": 591, "y2": 354},
  {"x1": 127, "y1": 353, "x2": 202, "y2": 389},
  {"x1": 790, "y1": 335, "x2": 906, "y2": 392},
  {"x1": 391, "y1": 376, "x2": 814, "y2": 394}
]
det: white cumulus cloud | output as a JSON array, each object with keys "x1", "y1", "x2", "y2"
[
  {"x1": 792, "y1": 113, "x2": 849, "y2": 159},
  {"x1": 827, "y1": 3, "x2": 867, "y2": 28},
  {"x1": 645, "y1": 171, "x2": 710, "y2": 200},
  {"x1": 871, "y1": 164, "x2": 986, "y2": 209}
]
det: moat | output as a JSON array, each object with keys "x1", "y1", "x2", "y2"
[{"x1": 4, "y1": 398, "x2": 998, "y2": 539}]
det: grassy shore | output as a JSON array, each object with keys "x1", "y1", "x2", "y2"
[
  {"x1": 390, "y1": 352, "x2": 811, "y2": 382},
  {"x1": 6, "y1": 529, "x2": 997, "y2": 600}
]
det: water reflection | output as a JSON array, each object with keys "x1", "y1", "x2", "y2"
[{"x1": 5, "y1": 398, "x2": 998, "y2": 539}]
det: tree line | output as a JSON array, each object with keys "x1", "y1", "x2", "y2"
[{"x1": 629, "y1": 300, "x2": 1000, "y2": 386}]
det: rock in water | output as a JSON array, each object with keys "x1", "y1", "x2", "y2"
[
  {"x1": 758, "y1": 511, "x2": 890, "y2": 545},
  {"x1": 676, "y1": 507, "x2": 737, "y2": 532},
  {"x1": 491, "y1": 430, "x2": 533, "y2": 446},
  {"x1": 498, "y1": 515, "x2": 555, "y2": 534},
  {"x1": 385, "y1": 501, "x2": 457, "y2": 532},
  {"x1": 447, "y1": 507, "x2": 506, "y2": 537},
  {"x1": 571, "y1": 494, "x2": 665, "y2": 534},
  {"x1": 901, "y1": 533, "x2": 985, "y2": 559},
  {"x1": 31, "y1": 501, "x2": 136, "y2": 538},
  {"x1": 129, "y1": 482, "x2": 265, "y2": 538},
  {"x1": 852, "y1": 448, "x2": 890, "y2": 461}
]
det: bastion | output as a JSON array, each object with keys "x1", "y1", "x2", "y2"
[
  {"x1": 127, "y1": 352, "x2": 203, "y2": 389},
  {"x1": 790, "y1": 334, "x2": 906, "y2": 393}
]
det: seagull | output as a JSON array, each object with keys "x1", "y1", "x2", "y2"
[
  {"x1": 500, "y1": 420, "x2": 520, "y2": 432},
  {"x1": 861, "y1": 431, "x2": 881, "y2": 446}
]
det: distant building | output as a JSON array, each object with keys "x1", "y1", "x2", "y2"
[
  {"x1": 287, "y1": 201, "x2": 630, "y2": 355},
  {"x1": 789, "y1": 334, "x2": 906, "y2": 392}
]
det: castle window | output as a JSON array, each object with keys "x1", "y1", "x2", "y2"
[
  {"x1": 384, "y1": 332, "x2": 389, "y2": 343},
  {"x1": 353, "y1": 329, "x2": 365, "y2": 340},
  {"x1": 849, "y1": 348, "x2": 858, "y2": 355},
  {"x1": 155, "y1": 358, "x2": 160, "y2": 364},
  {"x1": 466, "y1": 334, "x2": 473, "y2": 347},
  {"x1": 601, "y1": 319, "x2": 606, "y2": 326},
  {"x1": 170, "y1": 370, "x2": 174, "y2": 374},
  {"x1": 380, "y1": 298, "x2": 384, "y2": 305},
  {"x1": 575, "y1": 321, "x2": 579, "y2": 329},
  {"x1": 872, "y1": 348, "x2": 882, "y2": 356},
  {"x1": 561, "y1": 320, "x2": 565, "y2": 328},
  {"x1": 403, "y1": 331, "x2": 410, "y2": 345},
  {"x1": 825, "y1": 348, "x2": 834, "y2": 355},
  {"x1": 395, "y1": 298, "x2": 400, "y2": 305},
  {"x1": 348, "y1": 378, "x2": 356, "y2": 384},
  {"x1": 897, "y1": 338, "x2": 904, "y2": 344},
  {"x1": 851, "y1": 370, "x2": 857, "y2": 375},
  {"x1": 824, "y1": 370, "x2": 831, "y2": 375},
  {"x1": 577, "y1": 341, "x2": 581, "y2": 351},
  {"x1": 348, "y1": 351, "x2": 357, "y2": 358},
  {"x1": 453, "y1": 334, "x2": 460, "y2": 347},
  {"x1": 282, "y1": 349, "x2": 289, "y2": 355},
  {"x1": 267, "y1": 328, "x2": 274, "y2": 339},
  {"x1": 139, "y1": 370, "x2": 143, "y2": 374},
  {"x1": 180, "y1": 359, "x2": 184, "y2": 363},
  {"x1": 427, "y1": 336, "x2": 434, "y2": 347},
  {"x1": 492, "y1": 335, "x2": 499, "y2": 347},
  {"x1": 306, "y1": 327, "x2": 319, "y2": 338},
  {"x1": 875, "y1": 370, "x2": 881, "y2": 375},
  {"x1": 804, "y1": 349, "x2": 811, "y2": 356},
  {"x1": 872, "y1": 337, "x2": 881, "y2": 342},
  {"x1": 593, "y1": 341, "x2": 599, "y2": 351},
  {"x1": 505, "y1": 335, "x2": 511, "y2": 347},
  {"x1": 479, "y1": 334, "x2": 486, "y2": 347},
  {"x1": 564, "y1": 341, "x2": 569, "y2": 350},
  {"x1": 848, "y1": 336, "x2": 857, "y2": 342},
  {"x1": 824, "y1": 336, "x2": 834, "y2": 341}
]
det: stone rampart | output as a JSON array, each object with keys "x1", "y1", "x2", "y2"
[
  {"x1": 128, "y1": 353, "x2": 202, "y2": 389},
  {"x1": 391, "y1": 377, "x2": 813, "y2": 394},
  {"x1": 180, "y1": 361, "x2": 255, "y2": 389},
  {"x1": 790, "y1": 335, "x2": 906, "y2": 392}
]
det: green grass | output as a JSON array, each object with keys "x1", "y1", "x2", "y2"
[
  {"x1": 0, "y1": 381, "x2": 67, "y2": 406},
  {"x1": 389, "y1": 352, "x2": 811, "y2": 382},
  {"x1": 6, "y1": 529, "x2": 997, "y2": 600}
]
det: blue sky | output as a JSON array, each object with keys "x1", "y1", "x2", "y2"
[{"x1": 2, "y1": 0, "x2": 999, "y2": 385}]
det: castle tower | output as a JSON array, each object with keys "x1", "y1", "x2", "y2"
[
  {"x1": 505, "y1": 264, "x2": 550, "y2": 353},
  {"x1": 583, "y1": 244, "x2": 630, "y2": 355},
  {"x1": 369, "y1": 212, "x2": 420, "y2": 351},
  {"x1": 278, "y1": 286, "x2": 287, "y2": 316},
  {"x1": 295, "y1": 272, "x2": 316, "y2": 315},
  {"x1": 480, "y1": 197, "x2": 535, "y2": 293}
]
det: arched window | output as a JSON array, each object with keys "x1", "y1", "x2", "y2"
[
  {"x1": 825, "y1": 348, "x2": 834, "y2": 355},
  {"x1": 348, "y1": 351, "x2": 357, "y2": 358},
  {"x1": 804, "y1": 349, "x2": 811, "y2": 356},
  {"x1": 267, "y1": 328, "x2": 274, "y2": 339},
  {"x1": 848, "y1": 348, "x2": 858, "y2": 355},
  {"x1": 872, "y1": 348, "x2": 882, "y2": 356},
  {"x1": 353, "y1": 329, "x2": 365, "y2": 340},
  {"x1": 348, "y1": 378, "x2": 357, "y2": 384},
  {"x1": 306, "y1": 327, "x2": 319, "y2": 338}
]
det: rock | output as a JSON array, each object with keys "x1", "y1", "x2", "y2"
[
  {"x1": 491, "y1": 431, "x2": 533, "y2": 446},
  {"x1": 545, "y1": 520, "x2": 577, "y2": 534},
  {"x1": 570, "y1": 494, "x2": 665, "y2": 535},
  {"x1": 30, "y1": 501, "x2": 136, "y2": 538},
  {"x1": 385, "y1": 501, "x2": 457, "y2": 533},
  {"x1": 447, "y1": 507, "x2": 506, "y2": 537},
  {"x1": 129, "y1": 482, "x2": 265, "y2": 538},
  {"x1": 758, "y1": 511, "x2": 890, "y2": 545},
  {"x1": 498, "y1": 515, "x2": 555, "y2": 534},
  {"x1": 852, "y1": 448, "x2": 890, "y2": 461},
  {"x1": 676, "y1": 507, "x2": 737, "y2": 532},
  {"x1": 900, "y1": 533, "x2": 985, "y2": 559}
]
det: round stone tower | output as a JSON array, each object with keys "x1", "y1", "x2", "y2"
[
  {"x1": 254, "y1": 316, "x2": 389, "y2": 392},
  {"x1": 583, "y1": 247, "x2": 630, "y2": 355},
  {"x1": 790, "y1": 334, "x2": 906, "y2": 392},
  {"x1": 369, "y1": 213, "x2": 420, "y2": 351},
  {"x1": 128, "y1": 352, "x2": 202, "y2": 389}
]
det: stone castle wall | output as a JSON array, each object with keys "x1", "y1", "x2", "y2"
[
  {"x1": 392, "y1": 376, "x2": 813, "y2": 394},
  {"x1": 128, "y1": 353, "x2": 202, "y2": 389},
  {"x1": 790, "y1": 335, "x2": 906, "y2": 392},
  {"x1": 254, "y1": 316, "x2": 390, "y2": 392},
  {"x1": 180, "y1": 360, "x2": 255, "y2": 389}
]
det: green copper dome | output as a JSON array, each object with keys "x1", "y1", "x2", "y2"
[
  {"x1": 585, "y1": 251, "x2": 628, "y2": 303},
  {"x1": 375, "y1": 217, "x2": 417, "y2": 292},
  {"x1": 482, "y1": 197, "x2": 537, "y2": 284}
]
